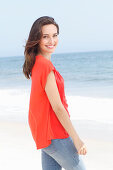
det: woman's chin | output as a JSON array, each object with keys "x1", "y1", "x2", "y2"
[{"x1": 45, "y1": 49, "x2": 56, "y2": 54}]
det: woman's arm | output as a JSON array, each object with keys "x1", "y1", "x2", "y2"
[{"x1": 45, "y1": 71, "x2": 87, "y2": 155}]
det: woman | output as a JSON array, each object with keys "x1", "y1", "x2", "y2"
[{"x1": 23, "y1": 16, "x2": 87, "y2": 170}]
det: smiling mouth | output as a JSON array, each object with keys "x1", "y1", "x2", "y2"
[{"x1": 46, "y1": 45, "x2": 55, "y2": 49}]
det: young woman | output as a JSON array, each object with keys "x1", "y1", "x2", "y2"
[{"x1": 23, "y1": 16, "x2": 87, "y2": 170}]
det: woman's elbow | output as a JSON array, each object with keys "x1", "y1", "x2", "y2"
[{"x1": 53, "y1": 104, "x2": 64, "y2": 117}]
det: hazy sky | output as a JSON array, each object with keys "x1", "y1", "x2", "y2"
[{"x1": 0, "y1": 0, "x2": 113, "y2": 57}]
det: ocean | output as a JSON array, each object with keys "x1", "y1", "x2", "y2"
[{"x1": 0, "y1": 50, "x2": 113, "y2": 124}]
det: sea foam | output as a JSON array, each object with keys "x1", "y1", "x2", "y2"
[{"x1": 0, "y1": 89, "x2": 113, "y2": 124}]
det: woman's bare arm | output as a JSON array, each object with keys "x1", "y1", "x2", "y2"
[{"x1": 45, "y1": 71, "x2": 87, "y2": 155}]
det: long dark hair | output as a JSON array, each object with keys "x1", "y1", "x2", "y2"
[{"x1": 23, "y1": 16, "x2": 59, "y2": 79}]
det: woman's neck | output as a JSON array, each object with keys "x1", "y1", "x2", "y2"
[{"x1": 38, "y1": 52, "x2": 51, "y2": 61}]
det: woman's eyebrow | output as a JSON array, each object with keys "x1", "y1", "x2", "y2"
[{"x1": 43, "y1": 33, "x2": 58, "y2": 35}]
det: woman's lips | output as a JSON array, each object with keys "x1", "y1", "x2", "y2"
[{"x1": 46, "y1": 45, "x2": 55, "y2": 49}]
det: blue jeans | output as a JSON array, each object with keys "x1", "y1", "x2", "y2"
[{"x1": 41, "y1": 137, "x2": 86, "y2": 170}]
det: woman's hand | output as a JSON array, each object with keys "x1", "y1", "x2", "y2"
[
  {"x1": 74, "y1": 139, "x2": 87, "y2": 155},
  {"x1": 78, "y1": 144, "x2": 87, "y2": 155}
]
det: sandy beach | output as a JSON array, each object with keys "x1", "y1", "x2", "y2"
[{"x1": 0, "y1": 120, "x2": 113, "y2": 170}]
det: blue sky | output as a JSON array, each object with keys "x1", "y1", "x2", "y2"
[{"x1": 0, "y1": 0, "x2": 113, "y2": 57}]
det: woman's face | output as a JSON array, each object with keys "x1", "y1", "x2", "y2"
[{"x1": 39, "y1": 24, "x2": 58, "y2": 55}]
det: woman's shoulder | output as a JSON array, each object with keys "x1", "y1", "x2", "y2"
[
  {"x1": 36, "y1": 55, "x2": 55, "y2": 71},
  {"x1": 36, "y1": 55, "x2": 52, "y2": 65}
]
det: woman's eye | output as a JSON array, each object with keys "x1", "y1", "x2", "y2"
[
  {"x1": 53, "y1": 34, "x2": 57, "y2": 37},
  {"x1": 43, "y1": 34, "x2": 58, "y2": 39},
  {"x1": 43, "y1": 36, "x2": 48, "y2": 38}
]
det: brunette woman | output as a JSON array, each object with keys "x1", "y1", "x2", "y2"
[{"x1": 23, "y1": 16, "x2": 87, "y2": 170}]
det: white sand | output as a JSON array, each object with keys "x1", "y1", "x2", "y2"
[{"x1": 0, "y1": 120, "x2": 113, "y2": 170}]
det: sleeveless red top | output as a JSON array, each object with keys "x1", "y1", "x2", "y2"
[{"x1": 28, "y1": 54, "x2": 70, "y2": 149}]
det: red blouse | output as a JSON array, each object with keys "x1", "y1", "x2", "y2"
[{"x1": 28, "y1": 54, "x2": 70, "y2": 149}]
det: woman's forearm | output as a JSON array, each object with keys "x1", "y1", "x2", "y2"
[{"x1": 54, "y1": 105, "x2": 81, "y2": 144}]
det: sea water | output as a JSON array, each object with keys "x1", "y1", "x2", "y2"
[{"x1": 0, "y1": 51, "x2": 113, "y2": 124}]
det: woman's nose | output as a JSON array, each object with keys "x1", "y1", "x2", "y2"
[{"x1": 48, "y1": 37, "x2": 54, "y2": 44}]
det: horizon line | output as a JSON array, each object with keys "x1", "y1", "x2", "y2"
[{"x1": 0, "y1": 49, "x2": 113, "y2": 58}]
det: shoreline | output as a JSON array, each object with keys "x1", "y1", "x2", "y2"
[{"x1": 1, "y1": 89, "x2": 113, "y2": 124}]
